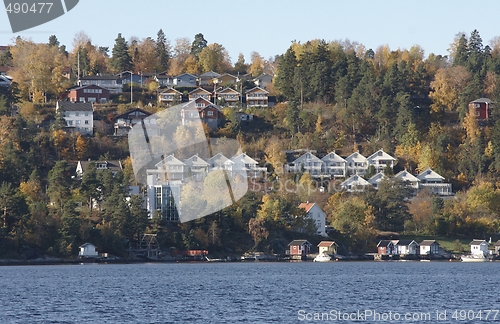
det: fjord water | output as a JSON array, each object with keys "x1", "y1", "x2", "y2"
[{"x1": 1, "y1": 262, "x2": 499, "y2": 323}]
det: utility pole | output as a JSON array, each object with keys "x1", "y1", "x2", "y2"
[{"x1": 130, "y1": 72, "x2": 133, "y2": 104}]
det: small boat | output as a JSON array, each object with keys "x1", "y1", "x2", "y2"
[
  {"x1": 313, "y1": 252, "x2": 331, "y2": 262},
  {"x1": 461, "y1": 254, "x2": 489, "y2": 262}
]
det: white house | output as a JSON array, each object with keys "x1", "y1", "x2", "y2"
[
  {"x1": 419, "y1": 240, "x2": 440, "y2": 255},
  {"x1": 394, "y1": 170, "x2": 420, "y2": 190},
  {"x1": 79, "y1": 243, "x2": 98, "y2": 258},
  {"x1": 298, "y1": 202, "x2": 327, "y2": 237},
  {"x1": 345, "y1": 152, "x2": 368, "y2": 176},
  {"x1": 368, "y1": 172, "x2": 385, "y2": 189},
  {"x1": 76, "y1": 160, "x2": 123, "y2": 178},
  {"x1": 207, "y1": 153, "x2": 234, "y2": 172},
  {"x1": 183, "y1": 154, "x2": 210, "y2": 181},
  {"x1": 57, "y1": 101, "x2": 94, "y2": 136},
  {"x1": 394, "y1": 240, "x2": 419, "y2": 255},
  {"x1": 417, "y1": 167, "x2": 452, "y2": 196},
  {"x1": 286, "y1": 151, "x2": 324, "y2": 177},
  {"x1": 321, "y1": 152, "x2": 346, "y2": 178},
  {"x1": 231, "y1": 153, "x2": 266, "y2": 178},
  {"x1": 341, "y1": 175, "x2": 371, "y2": 192},
  {"x1": 469, "y1": 239, "x2": 489, "y2": 256},
  {"x1": 367, "y1": 149, "x2": 397, "y2": 173}
]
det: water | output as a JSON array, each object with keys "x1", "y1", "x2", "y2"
[{"x1": 0, "y1": 261, "x2": 499, "y2": 323}]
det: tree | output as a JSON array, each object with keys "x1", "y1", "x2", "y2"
[
  {"x1": 110, "y1": 33, "x2": 133, "y2": 73},
  {"x1": 169, "y1": 37, "x2": 191, "y2": 75},
  {"x1": 330, "y1": 196, "x2": 376, "y2": 252},
  {"x1": 275, "y1": 46, "x2": 298, "y2": 99},
  {"x1": 429, "y1": 66, "x2": 471, "y2": 113},
  {"x1": 47, "y1": 161, "x2": 73, "y2": 211},
  {"x1": 155, "y1": 29, "x2": 171, "y2": 72},
  {"x1": 198, "y1": 43, "x2": 229, "y2": 73},
  {"x1": 234, "y1": 53, "x2": 247, "y2": 74},
  {"x1": 190, "y1": 33, "x2": 207, "y2": 59},
  {"x1": 249, "y1": 51, "x2": 264, "y2": 76},
  {"x1": 48, "y1": 35, "x2": 60, "y2": 47},
  {"x1": 58, "y1": 200, "x2": 81, "y2": 255}
]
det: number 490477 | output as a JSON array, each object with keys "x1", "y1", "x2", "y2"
[{"x1": 5, "y1": 3, "x2": 53, "y2": 14}]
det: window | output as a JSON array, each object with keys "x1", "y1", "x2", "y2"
[
  {"x1": 75, "y1": 112, "x2": 79, "y2": 116},
  {"x1": 84, "y1": 120, "x2": 89, "y2": 125},
  {"x1": 67, "y1": 120, "x2": 73, "y2": 125},
  {"x1": 76, "y1": 120, "x2": 81, "y2": 125},
  {"x1": 85, "y1": 112, "x2": 89, "y2": 116},
  {"x1": 207, "y1": 111, "x2": 214, "y2": 116}
]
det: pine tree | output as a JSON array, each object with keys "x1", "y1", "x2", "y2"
[
  {"x1": 275, "y1": 46, "x2": 297, "y2": 100},
  {"x1": 453, "y1": 33, "x2": 469, "y2": 67},
  {"x1": 190, "y1": 33, "x2": 207, "y2": 59},
  {"x1": 155, "y1": 29, "x2": 170, "y2": 72},
  {"x1": 110, "y1": 33, "x2": 133, "y2": 73}
]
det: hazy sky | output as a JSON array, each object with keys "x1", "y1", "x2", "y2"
[{"x1": 1, "y1": 0, "x2": 500, "y2": 62}]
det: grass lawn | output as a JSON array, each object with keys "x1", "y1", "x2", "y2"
[{"x1": 399, "y1": 235, "x2": 472, "y2": 253}]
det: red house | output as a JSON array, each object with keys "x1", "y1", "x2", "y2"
[
  {"x1": 377, "y1": 240, "x2": 396, "y2": 255},
  {"x1": 469, "y1": 98, "x2": 493, "y2": 121},
  {"x1": 288, "y1": 240, "x2": 312, "y2": 257},
  {"x1": 68, "y1": 85, "x2": 110, "y2": 103}
]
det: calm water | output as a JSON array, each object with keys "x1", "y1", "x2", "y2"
[{"x1": 0, "y1": 261, "x2": 499, "y2": 323}]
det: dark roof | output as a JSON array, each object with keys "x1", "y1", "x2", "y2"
[
  {"x1": 58, "y1": 101, "x2": 93, "y2": 112},
  {"x1": 80, "y1": 75, "x2": 118, "y2": 81},
  {"x1": 396, "y1": 240, "x2": 418, "y2": 246},
  {"x1": 471, "y1": 98, "x2": 492, "y2": 104},
  {"x1": 69, "y1": 85, "x2": 108, "y2": 91},
  {"x1": 114, "y1": 108, "x2": 152, "y2": 120},
  {"x1": 78, "y1": 160, "x2": 122, "y2": 173},
  {"x1": 420, "y1": 240, "x2": 438, "y2": 246},
  {"x1": 377, "y1": 240, "x2": 393, "y2": 247},
  {"x1": 288, "y1": 240, "x2": 311, "y2": 246},
  {"x1": 469, "y1": 239, "x2": 487, "y2": 246}
]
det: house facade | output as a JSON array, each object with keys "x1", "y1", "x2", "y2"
[
  {"x1": 341, "y1": 175, "x2": 371, "y2": 192},
  {"x1": 286, "y1": 151, "x2": 323, "y2": 176},
  {"x1": 377, "y1": 240, "x2": 396, "y2": 255},
  {"x1": 79, "y1": 75, "x2": 123, "y2": 94},
  {"x1": 68, "y1": 85, "x2": 109, "y2": 103},
  {"x1": 57, "y1": 101, "x2": 94, "y2": 135},
  {"x1": 188, "y1": 87, "x2": 212, "y2": 101},
  {"x1": 114, "y1": 108, "x2": 153, "y2": 136},
  {"x1": 158, "y1": 88, "x2": 182, "y2": 106},
  {"x1": 76, "y1": 160, "x2": 123, "y2": 177},
  {"x1": 253, "y1": 73, "x2": 273, "y2": 89},
  {"x1": 321, "y1": 152, "x2": 346, "y2": 178},
  {"x1": 217, "y1": 88, "x2": 240, "y2": 106},
  {"x1": 317, "y1": 241, "x2": 338, "y2": 255},
  {"x1": 216, "y1": 73, "x2": 238, "y2": 87},
  {"x1": 345, "y1": 152, "x2": 368, "y2": 176},
  {"x1": 288, "y1": 240, "x2": 312, "y2": 256},
  {"x1": 469, "y1": 98, "x2": 493, "y2": 121},
  {"x1": 199, "y1": 71, "x2": 220, "y2": 86},
  {"x1": 417, "y1": 168, "x2": 452, "y2": 196},
  {"x1": 419, "y1": 240, "x2": 440, "y2": 255},
  {"x1": 367, "y1": 149, "x2": 396, "y2": 173},
  {"x1": 245, "y1": 87, "x2": 269, "y2": 107},
  {"x1": 174, "y1": 73, "x2": 197, "y2": 87},
  {"x1": 469, "y1": 239, "x2": 489, "y2": 256},
  {"x1": 79, "y1": 243, "x2": 98, "y2": 258},
  {"x1": 298, "y1": 202, "x2": 327, "y2": 237},
  {"x1": 394, "y1": 240, "x2": 419, "y2": 255}
]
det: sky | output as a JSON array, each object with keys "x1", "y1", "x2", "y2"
[{"x1": 1, "y1": 0, "x2": 500, "y2": 63}]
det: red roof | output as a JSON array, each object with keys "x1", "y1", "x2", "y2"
[
  {"x1": 317, "y1": 241, "x2": 336, "y2": 247},
  {"x1": 298, "y1": 202, "x2": 315, "y2": 213}
]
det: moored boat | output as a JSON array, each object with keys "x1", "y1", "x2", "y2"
[
  {"x1": 461, "y1": 254, "x2": 489, "y2": 262},
  {"x1": 313, "y1": 252, "x2": 332, "y2": 262}
]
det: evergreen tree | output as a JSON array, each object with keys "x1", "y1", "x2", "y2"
[
  {"x1": 453, "y1": 33, "x2": 468, "y2": 67},
  {"x1": 155, "y1": 29, "x2": 170, "y2": 72},
  {"x1": 110, "y1": 33, "x2": 133, "y2": 72},
  {"x1": 275, "y1": 46, "x2": 297, "y2": 100},
  {"x1": 190, "y1": 33, "x2": 207, "y2": 59},
  {"x1": 48, "y1": 35, "x2": 59, "y2": 47},
  {"x1": 286, "y1": 100, "x2": 299, "y2": 133}
]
